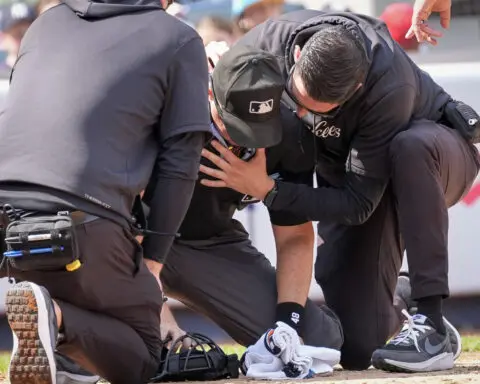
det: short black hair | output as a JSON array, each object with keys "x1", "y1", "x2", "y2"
[{"x1": 296, "y1": 25, "x2": 369, "y2": 104}]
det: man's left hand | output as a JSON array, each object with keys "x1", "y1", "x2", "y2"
[{"x1": 199, "y1": 140, "x2": 274, "y2": 199}]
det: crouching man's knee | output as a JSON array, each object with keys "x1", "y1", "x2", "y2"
[{"x1": 340, "y1": 344, "x2": 376, "y2": 371}]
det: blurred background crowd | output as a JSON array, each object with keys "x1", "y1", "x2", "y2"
[{"x1": 1, "y1": 0, "x2": 479, "y2": 71}]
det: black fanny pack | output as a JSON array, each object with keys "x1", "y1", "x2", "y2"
[
  {"x1": 1, "y1": 208, "x2": 83, "y2": 273},
  {"x1": 442, "y1": 100, "x2": 480, "y2": 144}
]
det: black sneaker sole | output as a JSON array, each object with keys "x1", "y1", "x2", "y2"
[{"x1": 6, "y1": 282, "x2": 56, "y2": 384}]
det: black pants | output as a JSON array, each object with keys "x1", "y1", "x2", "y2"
[
  {"x1": 1, "y1": 218, "x2": 164, "y2": 384},
  {"x1": 315, "y1": 121, "x2": 480, "y2": 370},
  {"x1": 161, "y1": 227, "x2": 344, "y2": 350}
]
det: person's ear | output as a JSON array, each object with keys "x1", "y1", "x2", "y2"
[{"x1": 294, "y1": 45, "x2": 301, "y2": 62}]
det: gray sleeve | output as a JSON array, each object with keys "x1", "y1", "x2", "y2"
[
  {"x1": 158, "y1": 36, "x2": 211, "y2": 141},
  {"x1": 142, "y1": 132, "x2": 206, "y2": 263}
]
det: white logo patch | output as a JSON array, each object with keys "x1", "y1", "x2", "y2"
[
  {"x1": 249, "y1": 99, "x2": 274, "y2": 114},
  {"x1": 308, "y1": 120, "x2": 342, "y2": 139}
]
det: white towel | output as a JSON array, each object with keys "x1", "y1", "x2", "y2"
[{"x1": 242, "y1": 322, "x2": 341, "y2": 380}]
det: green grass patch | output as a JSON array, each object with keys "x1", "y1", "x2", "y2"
[
  {"x1": 0, "y1": 353, "x2": 8, "y2": 375},
  {"x1": 463, "y1": 334, "x2": 480, "y2": 352},
  {"x1": 222, "y1": 344, "x2": 246, "y2": 357}
]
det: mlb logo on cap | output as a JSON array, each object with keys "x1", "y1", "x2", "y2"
[
  {"x1": 211, "y1": 44, "x2": 285, "y2": 148},
  {"x1": 249, "y1": 100, "x2": 274, "y2": 114}
]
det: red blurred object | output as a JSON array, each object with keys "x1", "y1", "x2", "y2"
[
  {"x1": 462, "y1": 182, "x2": 480, "y2": 206},
  {"x1": 380, "y1": 2, "x2": 420, "y2": 51}
]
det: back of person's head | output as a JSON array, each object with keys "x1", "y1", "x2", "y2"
[
  {"x1": 36, "y1": 0, "x2": 61, "y2": 15},
  {"x1": 196, "y1": 16, "x2": 236, "y2": 46},
  {"x1": 380, "y1": 2, "x2": 420, "y2": 52},
  {"x1": 233, "y1": 0, "x2": 284, "y2": 35},
  {"x1": 296, "y1": 25, "x2": 369, "y2": 104}
]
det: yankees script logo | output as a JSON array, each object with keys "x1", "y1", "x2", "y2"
[{"x1": 307, "y1": 120, "x2": 341, "y2": 139}]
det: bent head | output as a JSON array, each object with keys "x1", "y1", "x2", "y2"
[
  {"x1": 286, "y1": 25, "x2": 369, "y2": 118},
  {"x1": 209, "y1": 44, "x2": 285, "y2": 149}
]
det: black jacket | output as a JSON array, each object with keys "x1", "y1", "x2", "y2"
[{"x1": 237, "y1": 9, "x2": 452, "y2": 225}]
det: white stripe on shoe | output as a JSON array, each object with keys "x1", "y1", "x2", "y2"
[{"x1": 384, "y1": 352, "x2": 454, "y2": 372}]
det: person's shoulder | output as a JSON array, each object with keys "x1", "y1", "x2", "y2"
[
  {"x1": 147, "y1": 10, "x2": 202, "y2": 50},
  {"x1": 362, "y1": 47, "x2": 417, "y2": 109}
]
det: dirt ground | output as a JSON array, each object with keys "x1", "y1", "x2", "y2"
[
  {"x1": 0, "y1": 353, "x2": 479, "y2": 383},
  {"x1": 174, "y1": 353, "x2": 480, "y2": 384}
]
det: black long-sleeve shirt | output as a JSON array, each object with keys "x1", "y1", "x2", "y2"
[{"x1": 141, "y1": 132, "x2": 207, "y2": 263}]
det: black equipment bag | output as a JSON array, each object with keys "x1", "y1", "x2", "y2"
[
  {"x1": 151, "y1": 333, "x2": 240, "y2": 382},
  {"x1": 443, "y1": 100, "x2": 480, "y2": 144},
  {"x1": 2, "y1": 211, "x2": 82, "y2": 272}
]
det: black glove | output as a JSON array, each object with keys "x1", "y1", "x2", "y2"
[{"x1": 150, "y1": 333, "x2": 240, "y2": 382}]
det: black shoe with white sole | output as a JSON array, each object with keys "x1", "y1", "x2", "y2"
[
  {"x1": 56, "y1": 353, "x2": 100, "y2": 384},
  {"x1": 6, "y1": 281, "x2": 58, "y2": 384},
  {"x1": 372, "y1": 311, "x2": 454, "y2": 373},
  {"x1": 394, "y1": 273, "x2": 462, "y2": 360}
]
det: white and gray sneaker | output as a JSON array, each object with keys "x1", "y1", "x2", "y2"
[
  {"x1": 56, "y1": 353, "x2": 100, "y2": 384},
  {"x1": 372, "y1": 310, "x2": 454, "y2": 373},
  {"x1": 394, "y1": 274, "x2": 462, "y2": 360},
  {"x1": 6, "y1": 281, "x2": 58, "y2": 384}
]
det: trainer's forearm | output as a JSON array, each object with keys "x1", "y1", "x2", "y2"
[{"x1": 274, "y1": 223, "x2": 314, "y2": 305}]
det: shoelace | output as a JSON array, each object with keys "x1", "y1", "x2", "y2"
[{"x1": 391, "y1": 309, "x2": 431, "y2": 352}]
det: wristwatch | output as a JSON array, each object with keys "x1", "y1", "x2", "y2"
[{"x1": 263, "y1": 180, "x2": 279, "y2": 208}]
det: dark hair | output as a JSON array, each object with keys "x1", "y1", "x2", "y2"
[{"x1": 296, "y1": 25, "x2": 369, "y2": 104}]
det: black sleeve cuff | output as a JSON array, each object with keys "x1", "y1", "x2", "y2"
[
  {"x1": 269, "y1": 181, "x2": 296, "y2": 211},
  {"x1": 276, "y1": 302, "x2": 305, "y2": 334}
]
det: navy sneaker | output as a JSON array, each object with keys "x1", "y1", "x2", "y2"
[
  {"x1": 56, "y1": 353, "x2": 100, "y2": 384},
  {"x1": 372, "y1": 310, "x2": 454, "y2": 372},
  {"x1": 6, "y1": 281, "x2": 58, "y2": 384},
  {"x1": 394, "y1": 274, "x2": 462, "y2": 360},
  {"x1": 443, "y1": 317, "x2": 462, "y2": 361}
]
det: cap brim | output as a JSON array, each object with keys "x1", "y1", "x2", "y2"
[{"x1": 220, "y1": 109, "x2": 283, "y2": 148}]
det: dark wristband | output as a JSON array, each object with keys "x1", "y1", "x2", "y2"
[{"x1": 276, "y1": 302, "x2": 305, "y2": 333}]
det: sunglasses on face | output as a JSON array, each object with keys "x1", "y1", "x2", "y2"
[{"x1": 284, "y1": 65, "x2": 359, "y2": 119}]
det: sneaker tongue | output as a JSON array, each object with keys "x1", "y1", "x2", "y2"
[
  {"x1": 413, "y1": 314, "x2": 436, "y2": 328},
  {"x1": 412, "y1": 314, "x2": 428, "y2": 324}
]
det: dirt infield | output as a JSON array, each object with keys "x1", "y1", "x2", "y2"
[
  {"x1": 169, "y1": 353, "x2": 480, "y2": 384},
  {"x1": 0, "y1": 353, "x2": 479, "y2": 383}
]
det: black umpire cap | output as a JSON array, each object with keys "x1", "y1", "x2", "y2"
[{"x1": 211, "y1": 44, "x2": 284, "y2": 148}]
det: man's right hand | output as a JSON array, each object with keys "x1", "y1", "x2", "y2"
[
  {"x1": 406, "y1": 0, "x2": 451, "y2": 45},
  {"x1": 160, "y1": 303, "x2": 193, "y2": 350}
]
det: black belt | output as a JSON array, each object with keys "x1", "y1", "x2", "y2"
[
  {"x1": 68, "y1": 211, "x2": 100, "y2": 225},
  {"x1": 2, "y1": 207, "x2": 100, "y2": 225}
]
